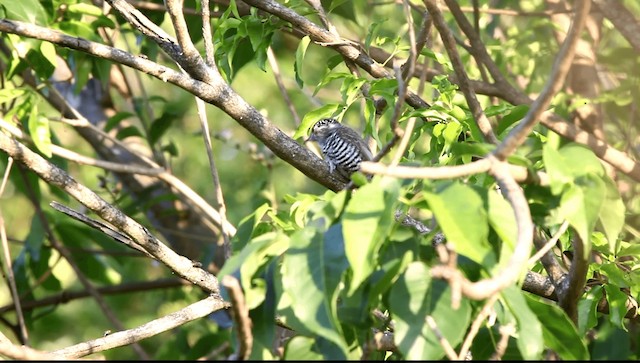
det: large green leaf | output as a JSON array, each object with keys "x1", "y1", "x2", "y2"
[
  {"x1": 556, "y1": 174, "x2": 604, "y2": 258},
  {"x1": 390, "y1": 262, "x2": 470, "y2": 360},
  {"x1": 281, "y1": 226, "x2": 350, "y2": 359},
  {"x1": 599, "y1": 177, "x2": 625, "y2": 253},
  {"x1": 218, "y1": 232, "x2": 289, "y2": 310},
  {"x1": 283, "y1": 336, "x2": 325, "y2": 360},
  {"x1": 603, "y1": 284, "x2": 631, "y2": 331},
  {"x1": 0, "y1": 0, "x2": 48, "y2": 24},
  {"x1": 544, "y1": 143, "x2": 609, "y2": 259},
  {"x1": 343, "y1": 177, "x2": 400, "y2": 294},
  {"x1": 525, "y1": 293, "x2": 589, "y2": 360},
  {"x1": 423, "y1": 181, "x2": 492, "y2": 265},
  {"x1": 487, "y1": 187, "x2": 517, "y2": 265},
  {"x1": 502, "y1": 287, "x2": 544, "y2": 360},
  {"x1": 578, "y1": 285, "x2": 602, "y2": 335}
]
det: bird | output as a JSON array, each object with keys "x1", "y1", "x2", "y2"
[{"x1": 307, "y1": 118, "x2": 373, "y2": 183}]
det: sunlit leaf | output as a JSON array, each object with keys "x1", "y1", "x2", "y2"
[
  {"x1": 294, "y1": 103, "x2": 343, "y2": 140},
  {"x1": 281, "y1": 226, "x2": 350, "y2": 359},
  {"x1": 294, "y1": 36, "x2": 311, "y2": 88},
  {"x1": 28, "y1": 108, "x2": 53, "y2": 158},
  {"x1": 423, "y1": 181, "x2": 492, "y2": 265},
  {"x1": 604, "y1": 284, "x2": 631, "y2": 332},
  {"x1": 502, "y1": 287, "x2": 544, "y2": 360},
  {"x1": 599, "y1": 177, "x2": 625, "y2": 253},
  {"x1": 343, "y1": 177, "x2": 400, "y2": 294},
  {"x1": 0, "y1": 0, "x2": 48, "y2": 24},
  {"x1": 390, "y1": 262, "x2": 470, "y2": 360},
  {"x1": 578, "y1": 285, "x2": 603, "y2": 335},
  {"x1": 525, "y1": 293, "x2": 589, "y2": 360}
]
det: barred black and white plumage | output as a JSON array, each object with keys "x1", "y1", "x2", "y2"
[{"x1": 308, "y1": 118, "x2": 373, "y2": 182}]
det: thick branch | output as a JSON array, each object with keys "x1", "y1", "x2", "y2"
[
  {"x1": 241, "y1": 0, "x2": 431, "y2": 110},
  {"x1": 0, "y1": 18, "x2": 346, "y2": 191},
  {"x1": 494, "y1": 0, "x2": 592, "y2": 159},
  {"x1": 593, "y1": 0, "x2": 640, "y2": 52},
  {"x1": 0, "y1": 133, "x2": 221, "y2": 294}
]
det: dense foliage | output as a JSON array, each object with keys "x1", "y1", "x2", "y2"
[{"x1": 0, "y1": 0, "x2": 638, "y2": 360}]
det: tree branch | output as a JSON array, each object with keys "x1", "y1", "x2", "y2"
[
  {"x1": 50, "y1": 295, "x2": 228, "y2": 359},
  {"x1": 592, "y1": 0, "x2": 640, "y2": 52},
  {"x1": 0, "y1": 18, "x2": 346, "y2": 191},
  {"x1": 425, "y1": 0, "x2": 499, "y2": 144},
  {"x1": 493, "y1": 0, "x2": 592, "y2": 159},
  {"x1": 0, "y1": 133, "x2": 221, "y2": 294}
]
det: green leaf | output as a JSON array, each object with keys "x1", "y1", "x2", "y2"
[
  {"x1": 343, "y1": 177, "x2": 400, "y2": 294},
  {"x1": 502, "y1": 287, "x2": 544, "y2": 360},
  {"x1": 390, "y1": 262, "x2": 471, "y2": 360},
  {"x1": 543, "y1": 145, "x2": 571, "y2": 195},
  {"x1": 281, "y1": 226, "x2": 350, "y2": 359},
  {"x1": 115, "y1": 125, "x2": 143, "y2": 140},
  {"x1": 340, "y1": 77, "x2": 366, "y2": 106},
  {"x1": 294, "y1": 103, "x2": 342, "y2": 140},
  {"x1": 487, "y1": 188, "x2": 517, "y2": 264},
  {"x1": 0, "y1": 0, "x2": 48, "y2": 24},
  {"x1": 218, "y1": 232, "x2": 289, "y2": 309},
  {"x1": 314, "y1": 72, "x2": 351, "y2": 96},
  {"x1": 525, "y1": 293, "x2": 589, "y2": 360},
  {"x1": 544, "y1": 143, "x2": 605, "y2": 195},
  {"x1": 557, "y1": 174, "x2": 605, "y2": 258},
  {"x1": 104, "y1": 111, "x2": 134, "y2": 132},
  {"x1": 322, "y1": 0, "x2": 356, "y2": 21},
  {"x1": 578, "y1": 285, "x2": 602, "y2": 335},
  {"x1": 0, "y1": 88, "x2": 28, "y2": 103},
  {"x1": 599, "y1": 177, "x2": 625, "y2": 253},
  {"x1": 149, "y1": 112, "x2": 176, "y2": 146},
  {"x1": 364, "y1": 21, "x2": 384, "y2": 51},
  {"x1": 603, "y1": 284, "x2": 630, "y2": 331},
  {"x1": 283, "y1": 336, "x2": 325, "y2": 360},
  {"x1": 28, "y1": 108, "x2": 53, "y2": 158},
  {"x1": 496, "y1": 104, "x2": 529, "y2": 135},
  {"x1": 39, "y1": 41, "x2": 57, "y2": 73},
  {"x1": 66, "y1": 3, "x2": 103, "y2": 17},
  {"x1": 423, "y1": 181, "x2": 492, "y2": 265},
  {"x1": 294, "y1": 36, "x2": 311, "y2": 88}
]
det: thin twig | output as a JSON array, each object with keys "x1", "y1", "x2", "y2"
[
  {"x1": 425, "y1": 315, "x2": 458, "y2": 360},
  {"x1": 51, "y1": 295, "x2": 229, "y2": 359},
  {"x1": 49, "y1": 202, "x2": 153, "y2": 258},
  {"x1": 18, "y1": 169, "x2": 151, "y2": 359},
  {"x1": 0, "y1": 133, "x2": 221, "y2": 294},
  {"x1": 493, "y1": 0, "x2": 592, "y2": 159},
  {"x1": 222, "y1": 275, "x2": 253, "y2": 360},
  {"x1": 424, "y1": 0, "x2": 499, "y2": 144},
  {"x1": 0, "y1": 118, "x2": 164, "y2": 175},
  {"x1": 201, "y1": 0, "x2": 216, "y2": 67},
  {"x1": 490, "y1": 324, "x2": 515, "y2": 360},
  {"x1": 0, "y1": 278, "x2": 189, "y2": 315},
  {"x1": 528, "y1": 221, "x2": 569, "y2": 266},
  {"x1": 195, "y1": 97, "x2": 232, "y2": 259},
  {"x1": 457, "y1": 294, "x2": 499, "y2": 360},
  {"x1": 267, "y1": 47, "x2": 301, "y2": 126},
  {"x1": 0, "y1": 213, "x2": 29, "y2": 344}
]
